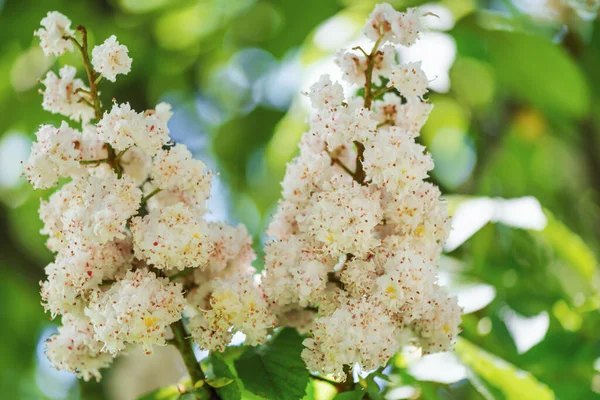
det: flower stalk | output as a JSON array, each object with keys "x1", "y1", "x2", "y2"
[
  {"x1": 66, "y1": 27, "x2": 122, "y2": 176},
  {"x1": 170, "y1": 319, "x2": 206, "y2": 384}
]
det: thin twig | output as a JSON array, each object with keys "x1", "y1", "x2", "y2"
[
  {"x1": 371, "y1": 85, "x2": 394, "y2": 99},
  {"x1": 328, "y1": 153, "x2": 354, "y2": 176},
  {"x1": 363, "y1": 35, "x2": 385, "y2": 109},
  {"x1": 352, "y1": 46, "x2": 369, "y2": 57},
  {"x1": 80, "y1": 158, "x2": 108, "y2": 165},
  {"x1": 141, "y1": 188, "x2": 162, "y2": 206}
]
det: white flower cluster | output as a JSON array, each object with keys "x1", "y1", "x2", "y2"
[
  {"x1": 27, "y1": 11, "x2": 274, "y2": 381},
  {"x1": 262, "y1": 3, "x2": 461, "y2": 379}
]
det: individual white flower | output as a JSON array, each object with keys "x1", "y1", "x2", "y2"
[
  {"x1": 335, "y1": 50, "x2": 366, "y2": 85},
  {"x1": 297, "y1": 180, "x2": 383, "y2": 256},
  {"x1": 24, "y1": 122, "x2": 82, "y2": 189},
  {"x1": 35, "y1": 11, "x2": 74, "y2": 56},
  {"x1": 262, "y1": 237, "x2": 332, "y2": 308},
  {"x1": 85, "y1": 269, "x2": 185, "y2": 354},
  {"x1": 362, "y1": 126, "x2": 433, "y2": 193},
  {"x1": 262, "y1": 238, "x2": 305, "y2": 307},
  {"x1": 130, "y1": 203, "x2": 212, "y2": 271},
  {"x1": 120, "y1": 146, "x2": 151, "y2": 186},
  {"x1": 80, "y1": 124, "x2": 109, "y2": 161},
  {"x1": 265, "y1": 199, "x2": 301, "y2": 239},
  {"x1": 374, "y1": 250, "x2": 438, "y2": 317},
  {"x1": 412, "y1": 289, "x2": 462, "y2": 354},
  {"x1": 383, "y1": 182, "x2": 450, "y2": 260},
  {"x1": 91, "y1": 35, "x2": 132, "y2": 82},
  {"x1": 313, "y1": 99, "x2": 377, "y2": 150},
  {"x1": 400, "y1": 96, "x2": 433, "y2": 133},
  {"x1": 391, "y1": 8, "x2": 424, "y2": 47},
  {"x1": 201, "y1": 222, "x2": 255, "y2": 274},
  {"x1": 40, "y1": 240, "x2": 133, "y2": 317},
  {"x1": 150, "y1": 144, "x2": 212, "y2": 207},
  {"x1": 281, "y1": 151, "x2": 337, "y2": 202},
  {"x1": 307, "y1": 75, "x2": 345, "y2": 111},
  {"x1": 39, "y1": 180, "x2": 78, "y2": 252},
  {"x1": 188, "y1": 274, "x2": 276, "y2": 352},
  {"x1": 96, "y1": 102, "x2": 140, "y2": 151},
  {"x1": 363, "y1": 3, "x2": 397, "y2": 42},
  {"x1": 40, "y1": 65, "x2": 95, "y2": 123},
  {"x1": 339, "y1": 257, "x2": 380, "y2": 297},
  {"x1": 97, "y1": 102, "x2": 171, "y2": 156},
  {"x1": 373, "y1": 94, "x2": 433, "y2": 134},
  {"x1": 372, "y1": 92, "x2": 402, "y2": 126},
  {"x1": 390, "y1": 61, "x2": 428, "y2": 99},
  {"x1": 302, "y1": 299, "x2": 398, "y2": 379},
  {"x1": 46, "y1": 314, "x2": 114, "y2": 381},
  {"x1": 63, "y1": 172, "x2": 141, "y2": 244},
  {"x1": 142, "y1": 103, "x2": 173, "y2": 149}
]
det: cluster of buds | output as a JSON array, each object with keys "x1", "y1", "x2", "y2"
[
  {"x1": 27, "y1": 11, "x2": 275, "y2": 380},
  {"x1": 262, "y1": 3, "x2": 461, "y2": 379}
]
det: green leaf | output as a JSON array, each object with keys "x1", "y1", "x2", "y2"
[
  {"x1": 193, "y1": 381, "x2": 204, "y2": 389},
  {"x1": 235, "y1": 328, "x2": 309, "y2": 400},
  {"x1": 486, "y1": 30, "x2": 590, "y2": 119},
  {"x1": 205, "y1": 377, "x2": 234, "y2": 388},
  {"x1": 455, "y1": 338, "x2": 555, "y2": 400},
  {"x1": 137, "y1": 385, "x2": 181, "y2": 400},
  {"x1": 536, "y1": 209, "x2": 598, "y2": 282},
  {"x1": 364, "y1": 375, "x2": 383, "y2": 400},
  {"x1": 334, "y1": 389, "x2": 365, "y2": 399},
  {"x1": 205, "y1": 353, "x2": 243, "y2": 400}
]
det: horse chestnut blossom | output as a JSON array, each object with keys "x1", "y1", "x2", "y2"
[
  {"x1": 40, "y1": 65, "x2": 95, "y2": 123},
  {"x1": 26, "y1": 12, "x2": 274, "y2": 381},
  {"x1": 262, "y1": 3, "x2": 461, "y2": 379},
  {"x1": 91, "y1": 35, "x2": 132, "y2": 82},
  {"x1": 34, "y1": 11, "x2": 74, "y2": 56}
]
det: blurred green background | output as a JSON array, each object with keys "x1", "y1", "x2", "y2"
[{"x1": 2, "y1": 0, "x2": 600, "y2": 399}]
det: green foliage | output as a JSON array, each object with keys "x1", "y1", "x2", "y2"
[
  {"x1": 333, "y1": 389, "x2": 365, "y2": 400},
  {"x1": 456, "y1": 338, "x2": 555, "y2": 400},
  {"x1": 2, "y1": 0, "x2": 600, "y2": 399},
  {"x1": 204, "y1": 353, "x2": 242, "y2": 400},
  {"x1": 234, "y1": 329, "x2": 309, "y2": 400},
  {"x1": 137, "y1": 384, "x2": 182, "y2": 400}
]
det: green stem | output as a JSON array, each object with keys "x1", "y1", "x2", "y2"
[
  {"x1": 352, "y1": 46, "x2": 369, "y2": 57},
  {"x1": 80, "y1": 158, "x2": 108, "y2": 165},
  {"x1": 74, "y1": 87, "x2": 92, "y2": 96},
  {"x1": 327, "y1": 152, "x2": 354, "y2": 177},
  {"x1": 170, "y1": 319, "x2": 206, "y2": 384},
  {"x1": 353, "y1": 141, "x2": 367, "y2": 185},
  {"x1": 363, "y1": 35, "x2": 385, "y2": 109},
  {"x1": 141, "y1": 188, "x2": 162, "y2": 206},
  {"x1": 115, "y1": 147, "x2": 130, "y2": 163},
  {"x1": 168, "y1": 268, "x2": 195, "y2": 281},
  {"x1": 66, "y1": 28, "x2": 101, "y2": 121},
  {"x1": 334, "y1": 365, "x2": 356, "y2": 393},
  {"x1": 371, "y1": 85, "x2": 394, "y2": 99},
  {"x1": 67, "y1": 28, "x2": 124, "y2": 178},
  {"x1": 376, "y1": 120, "x2": 392, "y2": 129}
]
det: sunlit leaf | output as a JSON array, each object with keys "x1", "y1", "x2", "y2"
[
  {"x1": 455, "y1": 338, "x2": 555, "y2": 400},
  {"x1": 137, "y1": 385, "x2": 181, "y2": 400},
  {"x1": 486, "y1": 30, "x2": 590, "y2": 118},
  {"x1": 205, "y1": 377, "x2": 234, "y2": 388},
  {"x1": 235, "y1": 328, "x2": 309, "y2": 400}
]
